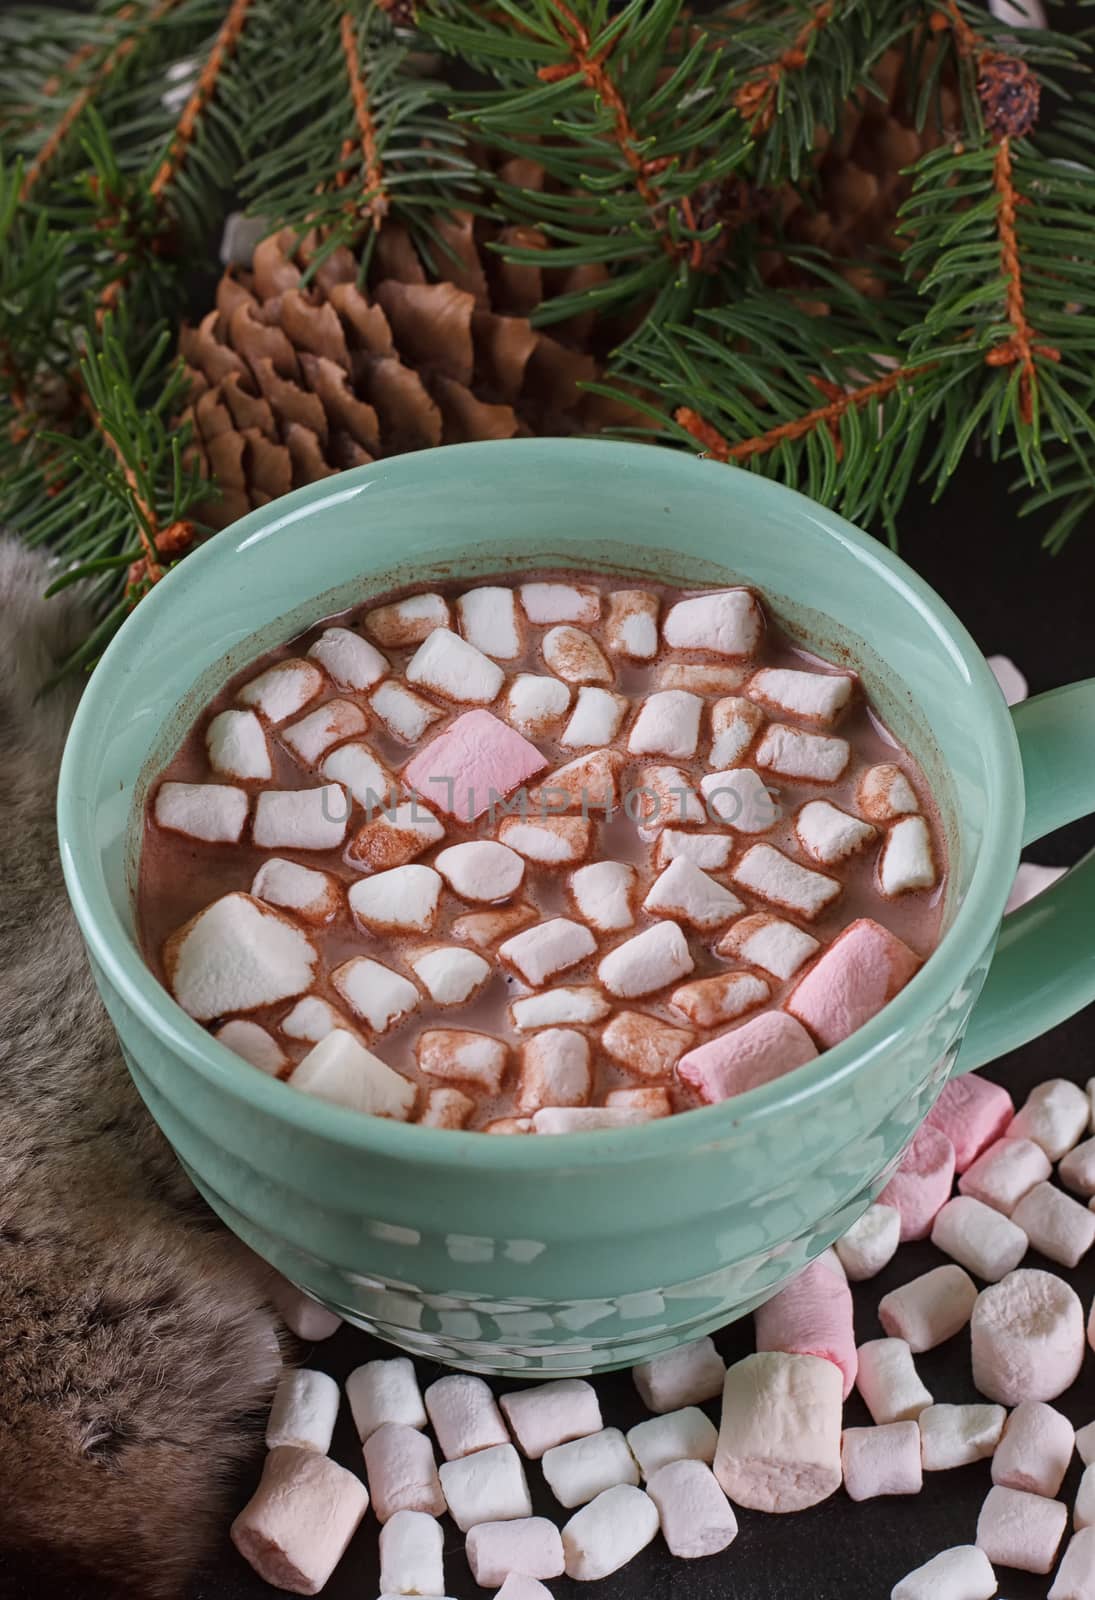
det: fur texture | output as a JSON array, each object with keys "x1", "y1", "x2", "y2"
[{"x1": 0, "y1": 544, "x2": 283, "y2": 1598}]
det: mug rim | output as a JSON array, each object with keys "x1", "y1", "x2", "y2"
[{"x1": 58, "y1": 439, "x2": 1022, "y2": 1168}]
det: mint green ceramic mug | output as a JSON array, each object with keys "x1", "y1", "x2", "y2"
[{"x1": 58, "y1": 440, "x2": 1095, "y2": 1374}]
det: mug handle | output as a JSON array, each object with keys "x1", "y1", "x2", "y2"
[{"x1": 956, "y1": 680, "x2": 1095, "y2": 1073}]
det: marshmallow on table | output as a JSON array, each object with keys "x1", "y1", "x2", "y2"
[
  {"x1": 164, "y1": 893, "x2": 317, "y2": 1021},
  {"x1": 976, "y1": 1483, "x2": 1068, "y2": 1573},
  {"x1": 559, "y1": 686, "x2": 628, "y2": 748},
  {"x1": 788, "y1": 917, "x2": 922, "y2": 1048},
  {"x1": 708, "y1": 695, "x2": 765, "y2": 768},
  {"x1": 598, "y1": 921, "x2": 694, "y2": 999},
  {"x1": 516, "y1": 1029, "x2": 591, "y2": 1113},
  {"x1": 520, "y1": 581, "x2": 600, "y2": 625},
  {"x1": 500, "y1": 918, "x2": 597, "y2": 987},
  {"x1": 1060, "y1": 1138, "x2": 1095, "y2": 1197},
  {"x1": 930, "y1": 1195, "x2": 1029, "y2": 1282},
  {"x1": 925, "y1": 1074, "x2": 1016, "y2": 1172},
  {"x1": 1076, "y1": 1465, "x2": 1095, "y2": 1527},
  {"x1": 627, "y1": 690, "x2": 703, "y2": 758},
  {"x1": 404, "y1": 709, "x2": 547, "y2": 823},
  {"x1": 747, "y1": 666, "x2": 855, "y2": 726},
  {"x1": 406, "y1": 627, "x2": 505, "y2": 704},
  {"x1": 662, "y1": 588, "x2": 764, "y2": 657},
  {"x1": 992, "y1": 1400, "x2": 1074, "y2": 1497},
  {"x1": 466, "y1": 1518, "x2": 565, "y2": 1588},
  {"x1": 348, "y1": 865, "x2": 442, "y2": 934},
  {"x1": 717, "y1": 912, "x2": 820, "y2": 981},
  {"x1": 542, "y1": 625, "x2": 613, "y2": 685},
  {"x1": 677, "y1": 1012, "x2": 817, "y2": 1104},
  {"x1": 634, "y1": 764, "x2": 706, "y2": 832},
  {"x1": 714, "y1": 1352, "x2": 843, "y2": 1512},
  {"x1": 238, "y1": 658, "x2": 326, "y2": 723},
  {"x1": 601, "y1": 1010, "x2": 694, "y2": 1079},
  {"x1": 503, "y1": 672, "x2": 572, "y2": 738},
  {"x1": 670, "y1": 971, "x2": 770, "y2": 1029},
  {"x1": 879, "y1": 815, "x2": 938, "y2": 896},
  {"x1": 606, "y1": 1086, "x2": 673, "y2": 1117},
  {"x1": 154, "y1": 780, "x2": 248, "y2": 843},
  {"x1": 755, "y1": 724, "x2": 851, "y2": 783},
  {"x1": 435, "y1": 840, "x2": 525, "y2": 902},
  {"x1": 971, "y1": 1268, "x2": 1085, "y2": 1404},
  {"x1": 215, "y1": 1019, "x2": 288, "y2": 1076},
  {"x1": 1077, "y1": 1422, "x2": 1095, "y2": 1467},
  {"x1": 364, "y1": 1422, "x2": 446, "y2": 1522},
  {"x1": 841, "y1": 1421, "x2": 923, "y2": 1501},
  {"x1": 253, "y1": 785, "x2": 350, "y2": 850},
  {"x1": 365, "y1": 591, "x2": 450, "y2": 646},
  {"x1": 1050, "y1": 1529, "x2": 1095, "y2": 1599},
  {"x1": 439, "y1": 1442, "x2": 532, "y2": 1532},
  {"x1": 878, "y1": 1264, "x2": 978, "y2": 1351},
  {"x1": 511, "y1": 986, "x2": 611, "y2": 1030},
  {"x1": 533, "y1": 1106, "x2": 655, "y2": 1132},
  {"x1": 890, "y1": 1546, "x2": 997, "y2": 1600},
  {"x1": 700, "y1": 767, "x2": 779, "y2": 833},
  {"x1": 331, "y1": 956, "x2": 420, "y2": 1035},
  {"x1": 753, "y1": 1257, "x2": 857, "y2": 1398},
  {"x1": 378, "y1": 1510, "x2": 445, "y2": 1599},
  {"x1": 280, "y1": 996, "x2": 355, "y2": 1045},
  {"x1": 855, "y1": 1339, "x2": 933, "y2": 1424},
  {"x1": 320, "y1": 739, "x2": 397, "y2": 807},
  {"x1": 731, "y1": 843, "x2": 841, "y2": 921},
  {"x1": 857, "y1": 762, "x2": 921, "y2": 822},
  {"x1": 500, "y1": 1379, "x2": 602, "y2": 1461},
  {"x1": 1007, "y1": 1078, "x2": 1091, "y2": 1161},
  {"x1": 655, "y1": 828, "x2": 735, "y2": 871},
  {"x1": 1012, "y1": 1180, "x2": 1095, "y2": 1268},
  {"x1": 307, "y1": 625, "x2": 389, "y2": 691},
  {"x1": 605, "y1": 589, "x2": 659, "y2": 660},
  {"x1": 281, "y1": 698, "x2": 368, "y2": 765},
  {"x1": 644, "y1": 857, "x2": 744, "y2": 931},
  {"x1": 251, "y1": 858, "x2": 342, "y2": 926},
  {"x1": 835, "y1": 1204, "x2": 902, "y2": 1281},
  {"x1": 346, "y1": 800, "x2": 445, "y2": 872},
  {"x1": 230, "y1": 1445, "x2": 368, "y2": 1596},
  {"x1": 627, "y1": 1406, "x2": 718, "y2": 1479},
  {"x1": 206, "y1": 708, "x2": 272, "y2": 780},
  {"x1": 959, "y1": 1136, "x2": 1052, "y2": 1214},
  {"x1": 795, "y1": 800, "x2": 876, "y2": 864},
  {"x1": 877, "y1": 1123, "x2": 957, "y2": 1244},
  {"x1": 425, "y1": 1374, "x2": 509, "y2": 1461},
  {"x1": 567, "y1": 861, "x2": 637, "y2": 933},
  {"x1": 417, "y1": 1029, "x2": 509, "y2": 1093},
  {"x1": 408, "y1": 945, "x2": 492, "y2": 1007},
  {"x1": 268, "y1": 1276, "x2": 342, "y2": 1341},
  {"x1": 1007, "y1": 861, "x2": 1068, "y2": 914},
  {"x1": 647, "y1": 1460, "x2": 738, "y2": 1558},
  {"x1": 369, "y1": 679, "x2": 445, "y2": 743},
  {"x1": 457, "y1": 586, "x2": 522, "y2": 659},
  {"x1": 659, "y1": 662, "x2": 747, "y2": 694},
  {"x1": 418, "y1": 1087, "x2": 475, "y2": 1129},
  {"x1": 265, "y1": 1368, "x2": 340, "y2": 1453},
  {"x1": 919, "y1": 1404, "x2": 1007, "y2": 1470},
  {"x1": 498, "y1": 815, "x2": 592, "y2": 864},
  {"x1": 291, "y1": 1031, "x2": 416, "y2": 1119},
  {"x1": 531, "y1": 749, "x2": 623, "y2": 814},
  {"x1": 561, "y1": 1485, "x2": 660, "y2": 1581},
  {"x1": 542, "y1": 1429, "x2": 640, "y2": 1508}
]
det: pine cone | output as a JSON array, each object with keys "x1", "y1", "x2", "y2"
[
  {"x1": 978, "y1": 54, "x2": 1041, "y2": 140},
  {"x1": 180, "y1": 210, "x2": 616, "y2": 530}
]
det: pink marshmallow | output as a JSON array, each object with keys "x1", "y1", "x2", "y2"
[
  {"x1": 877, "y1": 1123, "x2": 957, "y2": 1242},
  {"x1": 465, "y1": 1518, "x2": 565, "y2": 1587},
  {"x1": 403, "y1": 709, "x2": 547, "y2": 822},
  {"x1": 1050, "y1": 1529, "x2": 1095, "y2": 1599},
  {"x1": 841, "y1": 1421, "x2": 923, "y2": 1501},
  {"x1": 925, "y1": 1073, "x2": 1016, "y2": 1173},
  {"x1": 877, "y1": 1265, "x2": 978, "y2": 1353},
  {"x1": 976, "y1": 1483, "x2": 1068, "y2": 1574},
  {"x1": 971, "y1": 1269, "x2": 1085, "y2": 1405},
  {"x1": 992, "y1": 1400, "x2": 1075, "y2": 1497},
  {"x1": 676, "y1": 1012, "x2": 817, "y2": 1104},
  {"x1": 231, "y1": 1446, "x2": 369, "y2": 1595},
  {"x1": 959, "y1": 1136, "x2": 1053, "y2": 1215},
  {"x1": 784, "y1": 917, "x2": 921, "y2": 1049},
  {"x1": 753, "y1": 1259, "x2": 858, "y2": 1399},
  {"x1": 363, "y1": 1422, "x2": 446, "y2": 1522}
]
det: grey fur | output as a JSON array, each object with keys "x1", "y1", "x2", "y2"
[{"x1": 0, "y1": 544, "x2": 283, "y2": 1597}]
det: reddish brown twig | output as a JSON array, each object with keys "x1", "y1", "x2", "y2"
[
  {"x1": 339, "y1": 10, "x2": 390, "y2": 227},
  {"x1": 149, "y1": 0, "x2": 253, "y2": 200},
  {"x1": 985, "y1": 137, "x2": 1060, "y2": 422},
  {"x1": 79, "y1": 391, "x2": 163, "y2": 583},
  {"x1": 734, "y1": 2, "x2": 834, "y2": 134}
]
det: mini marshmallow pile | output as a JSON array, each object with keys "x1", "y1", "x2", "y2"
[{"x1": 148, "y1": 576, "x2": 947, "y2": 1132}]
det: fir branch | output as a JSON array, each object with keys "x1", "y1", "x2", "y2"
[
  {"x1": 984, "y1": 135, "x2": 1060, "y2": 423},
  {"x1": 340, "y1": 8, "x2": 390, "y2": 229},
  {"x1": 147, "y1": 0, "x2": 253, "y2": 203},
  {"x1": 734, "y1": 0, "x2": 835, "y2": 135}
]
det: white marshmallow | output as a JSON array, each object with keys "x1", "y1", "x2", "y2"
[
  {"x1": 417, "y1": 1029, "x2": 508, "y2": 1093},
  {"x1": 731, "y1": 842, "x2": 841, "y2": 919},
  {"x1": 626, "y1": 1406, "x2": 717, "y2": 1479},
  {"x1": 748, "y1": 666, "x2": 854, "y2": 725},
  {"x1": 251, "y1": 857, "x2": 341, "y2": 925},
  {"x1": 891, "y1": 1546, "x2": 997, "y2": 1600},
  {"x1": 647, "y1": 1459, "x2": 738, "y2": 1558},
  {"x1": 634, "y1": 765, "x2": 706, "y2": 832},
  {"x1": 503, "y1": 673, "x2": 571, "y2": 738},
  {"x1": 531, "y1": 748, "x2": 622, "y2": 815},
  {"x1": 164, "y1": 892, "x2": 316, "y2": 1021},
  {"x1": 253, "y1": 784, "x2": 350, "y2": 850},
  {"x1": 931, "y1": 1195, "x2": 1029, "y2": 1282},
  {"x1": 347, "y1": 1356, "x2": 427, "y2": 1440},
  {"x1": 215, "y1": 1018, "x2": 287, "y2": 1075},
  {"x1": 878, "y1": 1265, "x2": 979, "y2": 1353},
  {"x1": 1050, "y1": 1528, "x2": 1095, "y2": 1599},
  {"x1": 856, "y1": 1339, "x2": 933, "y2": 1424},
  {"x1": 659, "y1": 662, "x2": 747, "y2": 694},
  {"x1": 434, "y1": 840, "x2": 525, "y2": 903},
  {"x1": 542, "y1": 625, "x2": 613, "y2": 685},
  {"x1": 498, "y1": 815, "x2": 591, "y2": 864},
  {"x1": 655, "y1": 829, "x2": 734, "y2": 871},
  {"x1": 230, "y1": 1446, "x2": 368, "y2": 1594},
  {"x1": 976, "y1": 1483, "x2": 1068, "y2": 1573},
  {"x1": 1060, "y1": 1138, "x2": 1095, "y2": 1196},
  {"x1": 282, "y1": 698, "x2": 368, "y2": 765},
  {"x1": 755, "y1": 724, "x2": 850, "y2": 783},
  {"x1": 438, "y1": 1443, "x2": 532, "y2": 1532},
  {"x1": 541, "y1": 1428, "x2": 640, "y2": 1509},
  {"x1": 959, "y1": 1136, "x2": 1053, "y2": 1214},
  {"x1": 364, "y1": 1422, "x2": 447, "y2": 1522},
  {"x1": 987, "y1": 652, "x2": 1029, "y2": 705},
  {"x1": 662, "y1": 588, "x2": 763, "y2": 657},
  {"x1": 499, "y1": 918, "x2": 597, "y2": 987},
  {"x1": 879, "y1": 815, "x2": 937, "y2": 895},
  {"x1": 238, "y1": 658, "x2": 326, "y2": 723},
  {"x1": 920, "y1": 1404, "x2": 1007, "y2": 1471},
  {"x1": 206, "y1": 708, "x2": 271, "y2": 780},
  {"x1": 516, "y1": 1029, "x2": 591, "y2": 1113},
  {"x1": 601, "y1": 1010, "x2": 694, "y2": 1080},
  {"x1": 307, "y1": 625, "x2": 388, "y2": 691},
  {"x1": 346, "y1": 800, "x2": 446, "y2": 872},
  {"x1": 379, "y1": 1509, "x2": 445, "y2": 1598},
  {"x1": 520, "y1": 581, "x2": 600, "y2": 625},
  {"x1": 466, "y1": 1518, "x2": 565, "y2": 1588},
  {"x1": 795, "y1": 799, "x2": 876, "y2": 864},
  {"x1": 290, "y1": 1030, "x2": 416, "y2": 1119},
  {"x1": 598, "y1": 921, "x2": 694, "y2": 998},
  {"x1": 1012, "y1": 1181, "x2": 1095, "y2": 1268},
  {"x1": 835, "y1": 1204, "x2": 902, "y2": 1281},
  {"x1": 348, "y1": 864, "x2": 442, "y2": 933},
  {"x1": 605, "y1": 589, "x2": 659, "y2": 660},
  {"x1": 643, "y1": 857, "x2": 744, "y2": 931},
  {"x1": 267, "y1": 1276, "x2": 342, "y2": 1341},
  {"x1": 717, "y1": 911, "x2": 820, "y2": 981},
  {"x1": 993, "y1": 1400, "x2": 1075, "y2": 1497},
  {"x1": 841, "y1": 1421, "x2": 923, "y2": 1501},
  {"x1": 533, "y1": 1106, "x2": 655, "y2": 1132},
  {"x1": 604, "y1": 1086, "x2": 673, "y2": 1118},
  {"x1": 1076, "y1": 1465, "x2": 1095, "y2": 1528},
  {"x1": 265, "y1": 1368, "x2": 341, "y2": 1453},
  {"x1": 406, "y1": 628, "x2": 504, "y2": 704},
  {"x1": 714, "y1": 1352, "x2": 843, "y2": 1512},
  {"x1": 971, "y1": 1269, "x2": 1085, "y2": 1404},
  {"x1": 1008, "y1": 1079, "x2": 1091, "y2": 1161},
  {"x1": 154, "y1": 780, "x2": 248, "y2": 843},
  {"x1": 417, "y1": 1086, "x2": 475, "y2": 1129},
  {"x1": 560, "y1": 686, "x2": 628, "y2": 748},
  {"x1": 511, "y1": 986, "x2": 611, "y2": 1030},
  {"x1": 331, "y1": 956, "x2": 420, "y2": 1034},
  {"x1": 633, "y1": 1337, "x2": 725, "y2": 1414},
  {"x1": 700, "y1": 767, "x2": 779, "y2": 832},
  {"x1": 365, "y1": 592, "x2": 450, "y2": 646},
  {"x1": 425, "y1": 1374, "x2": 509, "y2": 1461},
  {"x1": 670, "y1": 970, "x2": 770, "y2": 1028},
  {"x1": 369, "y1": 679, "x2": 446, "y2": 743},
  {"x1": 1006, "y1": 861, "x2": 1067, "y2": 914},
  {"x1": 627, "y1": 690, "x2": 703, "y2": 758},
  {"x1": 561, "y1": 1485, "x2": 660, "y2": 1580},
  {"x1": 708, "y1": 695, "x2": 765, "y2": 768},
  {"x1": 857, "y1": 762, "x2": 921, "y2": 822},
  {"x1": 500, "y1": 1379, "x2": 603, "y2": 1461},
  {"x1": 457, "y1": 586, "x2": 522, "y2": 659},
  {"x1": 408, "y1": 945, "x2": 491, "y2": 1006},
  {"x1": 1077, "y1": 1421, "x2": 1095, "y2": 1466},
  {"x1": 320, "y1": 738, "x2": 397, "y2": 807},
  {"x1": 280, "y1": 995, "x2": 354, "y2": 1044}
]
